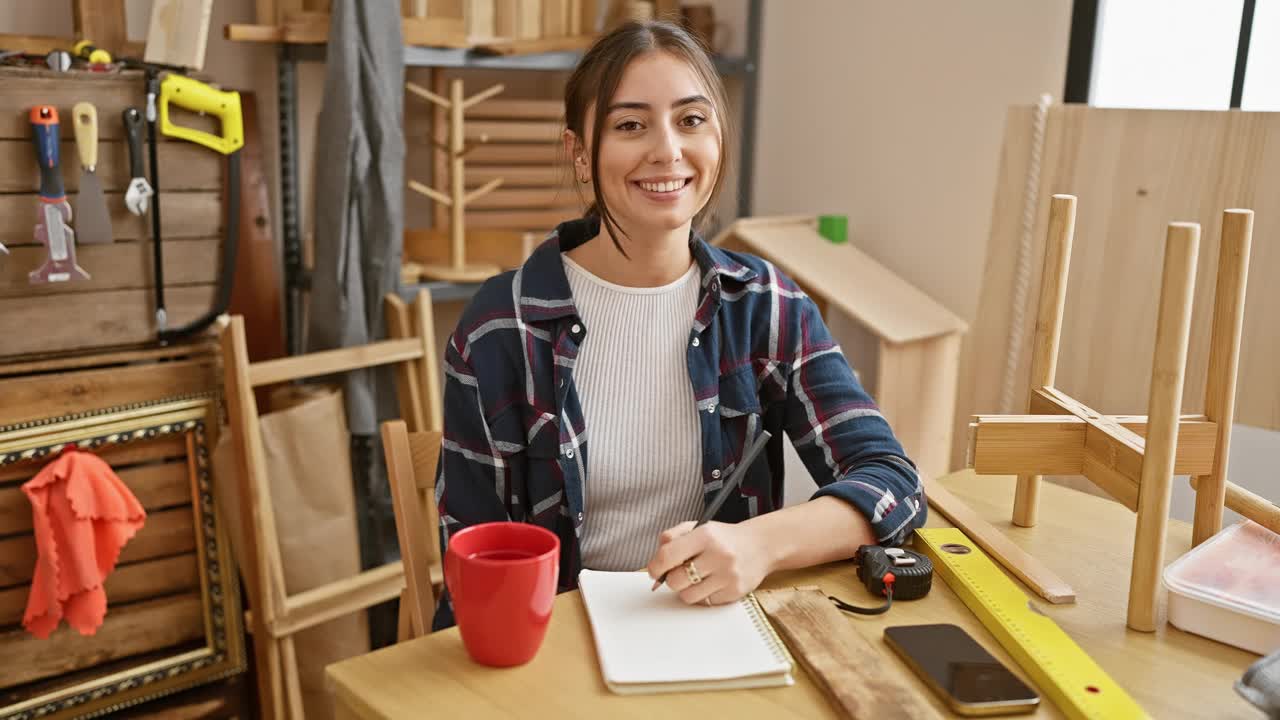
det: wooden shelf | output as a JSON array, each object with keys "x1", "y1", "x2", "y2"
[{"x1": 226, "y1": 15, "x2": 468, "y2": 48}]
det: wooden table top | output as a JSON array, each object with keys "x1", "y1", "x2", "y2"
[{"x1": 326, "y1": 470, "x2": 1261, "y2": 719}]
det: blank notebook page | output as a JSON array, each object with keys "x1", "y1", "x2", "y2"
[{"x1": 578, "y1": 569, "x2": 792, "y2": 686}]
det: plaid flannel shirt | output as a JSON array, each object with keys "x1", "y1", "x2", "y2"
[{"x1": 433, "y1": 216, "x2": 927, "y2": 630}]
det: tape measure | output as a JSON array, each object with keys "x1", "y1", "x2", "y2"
[{"x1": 914, "y1": 528, "x2": 1151, "y2": 719}]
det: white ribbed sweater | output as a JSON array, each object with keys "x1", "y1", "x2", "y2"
[{"x1": 563, "y1": 255, "x2": 705, "y2": 571}]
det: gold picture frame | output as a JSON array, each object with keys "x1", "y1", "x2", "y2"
[{"x1": 0, "y1": 395, "x2": 245, "y2": 720}]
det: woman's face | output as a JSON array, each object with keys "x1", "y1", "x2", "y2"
[{"x1": 581, "y1": 51, "x2": 722, "y2": 237}]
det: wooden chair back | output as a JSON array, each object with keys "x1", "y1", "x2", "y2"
[{"x1": 381, "y1": 420, "x2": 443, "y2": 640}]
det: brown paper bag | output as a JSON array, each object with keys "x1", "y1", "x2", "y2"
[{"x1": 213, "y1": 385, "x2": 369, "y2": 720}]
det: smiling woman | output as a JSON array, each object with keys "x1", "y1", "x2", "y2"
[{"x1": 430, "y1": 20, "x2": 928, "y2": 633}]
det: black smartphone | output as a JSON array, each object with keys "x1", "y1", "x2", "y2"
[{"x1": 884, "y1": 624, "x2": 1040, "y2": 716}]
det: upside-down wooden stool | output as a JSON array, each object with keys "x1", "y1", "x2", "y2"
[{"x1": 968, "y1": 195, "x2": 1279, "y2": 632}]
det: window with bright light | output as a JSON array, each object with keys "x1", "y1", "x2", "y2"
[{"x1": 1089, "y1": 0, "x2": 1244, "y2": 110}]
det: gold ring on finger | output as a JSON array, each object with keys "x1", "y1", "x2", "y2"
[{"x1": 685, "y1": 561, "x2": 703, "y2": 585}]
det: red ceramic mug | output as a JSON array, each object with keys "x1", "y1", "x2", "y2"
[{"x1": 444, "y1": 521, "x2": 560, "y2": 667}]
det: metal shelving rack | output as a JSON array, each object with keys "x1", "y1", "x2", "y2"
[{"x1": 277, "y1": 0, "x2": 762, "y2": 355}]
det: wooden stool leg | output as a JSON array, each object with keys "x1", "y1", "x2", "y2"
[
  {"x1": 1013, "y1": 194, "x2": 1076, "y2": 527},
  {"x1": 1192, "y1": 209, "x2": 1253, "y2": 546},
  {"x1": 1128, "y1": 222, "x2": 1199, "y2": 632}
]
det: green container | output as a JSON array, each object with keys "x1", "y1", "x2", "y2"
[{"x1": 818, "y1": 214, "x2": 848, "y2": 244}]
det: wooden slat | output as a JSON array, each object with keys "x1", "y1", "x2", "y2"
[
  {"x1": 0, "y1": 139, "x2": 221, "y2": 193},
  {"x1": 466, "y1": 165, "x2": 562, "y2": 187},
  {"x1": 0, "y1": 338, "x2": 216, "y2": 378},
  {"x1": 272, "y1": 562, "x2": 403, "y2": 637},
  {"x1": 0, "y1": 553, "x2": 198, "y2": 628},
  {"x1": 472, "y1": 34, "x2": 595, "y2": 56},
  {"x1": 0, "y1": 436, "x2": 188, "y2": 484},
  {"x1": 467, "y1": 142, "x2": 563, "y2": 165},
  {"x1": 0, "y1": 238, "x2": 221, "y2": 298},
  {"x1": 0, "y1": 458, "x2": 193, "y2": 536},
  {"x1": 466, "y1": 99, "x2": 563, "y2": 121},
  {"x1": 0, "y1": 359, "x2": 216, "y2": 428},
  {"x1": 464, "y1": 120, "x2": 561, "y2": 143},
  {"x1": 465, "y1": 208, "x2": 576, "y2": 231},
  {"x1": 0, "y1": 593, "x2": 203, "y2": 690},
  {"x1": 467, "y1": 187, "x2": 574, "y2": 209},
  {"x1": 969, "y1": 414, "x2": 1218, "y2": 476},
  {"x1": 755, "y1": 586, "x2": 943, "y2": 720},
  {"x1": 248, "y1": 338, "x2": 423, "y2": 387},
  {"x1": 228, "y1": 16, "x2": 468, "y2": 46},
  {"x1": 0, "y1": 506, "x2": 194, "y2": 588},
  {"x1": 0, "y1": 191, "x2": 222, "y2": 246},
  {"x1": 0, "y1": 285, "x2": 218, "y2": 359},
  {"x1": 404, "y1": 228, "x2": 536, "y2": 271},
  {"x1": 72, "y1": 0, "x2": 128, "y2": 57},
  {"x1": 144, "y1": 0, "x2": 215, "y2": 71},
  {"x1": 923, "y1": 476, "x2": 1076, "y2": 604}
]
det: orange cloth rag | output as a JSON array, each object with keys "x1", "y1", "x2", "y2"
[{"x1": 22, "y1": 448, "x2": 146, "y2": 639}]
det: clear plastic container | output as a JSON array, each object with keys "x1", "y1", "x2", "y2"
[{"x1": 1162, "y1": 520, "x2": 1280, "y2": 656}]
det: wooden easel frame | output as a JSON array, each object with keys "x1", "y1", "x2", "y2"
[
  {"x1": 968, "y1": 196, "x2": 1278, "y2": 631},
  {"x1": 218, "y1": 289, "x2": 441, "y2": 720}
]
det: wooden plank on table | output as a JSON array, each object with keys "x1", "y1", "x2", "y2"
[
  {"x1": 467, "y1": 142, "x2": 563, "y2": 165},
  {"x1": 72, "y1": 0, "x2": 128, "y2": 56},
  {"x1": 0, "y1": 458, "x2": 194, "y2": 536},
  {"x1": 0, "y1": 593, "x2": 204, "y2": 690},
  {"x1": 0, "y1": 506, "x2": 195, "y2": 589},
  {"x1": 144, "y1": 0, "x2": 215, "y2": 71},
  {"x1": 755, "y1": 586, "x2": 943, "y2": 720},
  {"x1": 0, "y1": 238, "x2": 221, "y2": 298},
  {"x1": 0, "y1": 437, "x2": 189, "y2": 485},
  {"x1": 465, "y1": 120, "x2": 562, "y2": 143},
  {"x1": 466, "y1": 165, "x2": 562, "y2": 187},
  {"x1": 923, "y1": 476, "x2": 1076, "y2": 604},
  {"x1": 0, "y1": 285, "x2": 218, "y2": 358},
  {"x1": 0, "y1": 191, "x2": 221, "y2": 246},
  {"x1": 0, "y1": 553, "x2": 199, "y2": 628},
  {"x1": 0, "y1": 140, "x2": 221, "y2": 193}
]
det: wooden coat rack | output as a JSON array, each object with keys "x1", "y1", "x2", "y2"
[
  {"x1": 967, "y1": 195, "x2": 1279, "y2": 632},
  {"x1": 407, "y1": 78, "x2": 505, "y2": 282}
]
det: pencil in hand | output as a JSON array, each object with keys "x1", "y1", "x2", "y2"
[{"x1": 649, "y1": 430, "x2": 772, "y2": 591}]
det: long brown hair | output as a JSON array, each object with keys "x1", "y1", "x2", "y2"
[{"x1": 563, "y1": 20, "x2": 733, "y2": 254}]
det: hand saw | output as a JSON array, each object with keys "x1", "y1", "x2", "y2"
[{"x1": 152, "y1": 72, "x2": 243, "y2": 344}]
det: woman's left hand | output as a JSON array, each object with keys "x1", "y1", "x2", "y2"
[{"x1": 645, "y1": 520, "x2": 775, "y2": 606}]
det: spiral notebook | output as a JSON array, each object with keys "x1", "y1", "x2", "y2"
[{"x1": 577, "y1": 569, "x2": 795, "y2": 694}]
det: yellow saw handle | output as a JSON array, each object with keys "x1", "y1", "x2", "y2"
[{"x1": 159, "y1": 74, "x2": 244, "y2": 155}]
